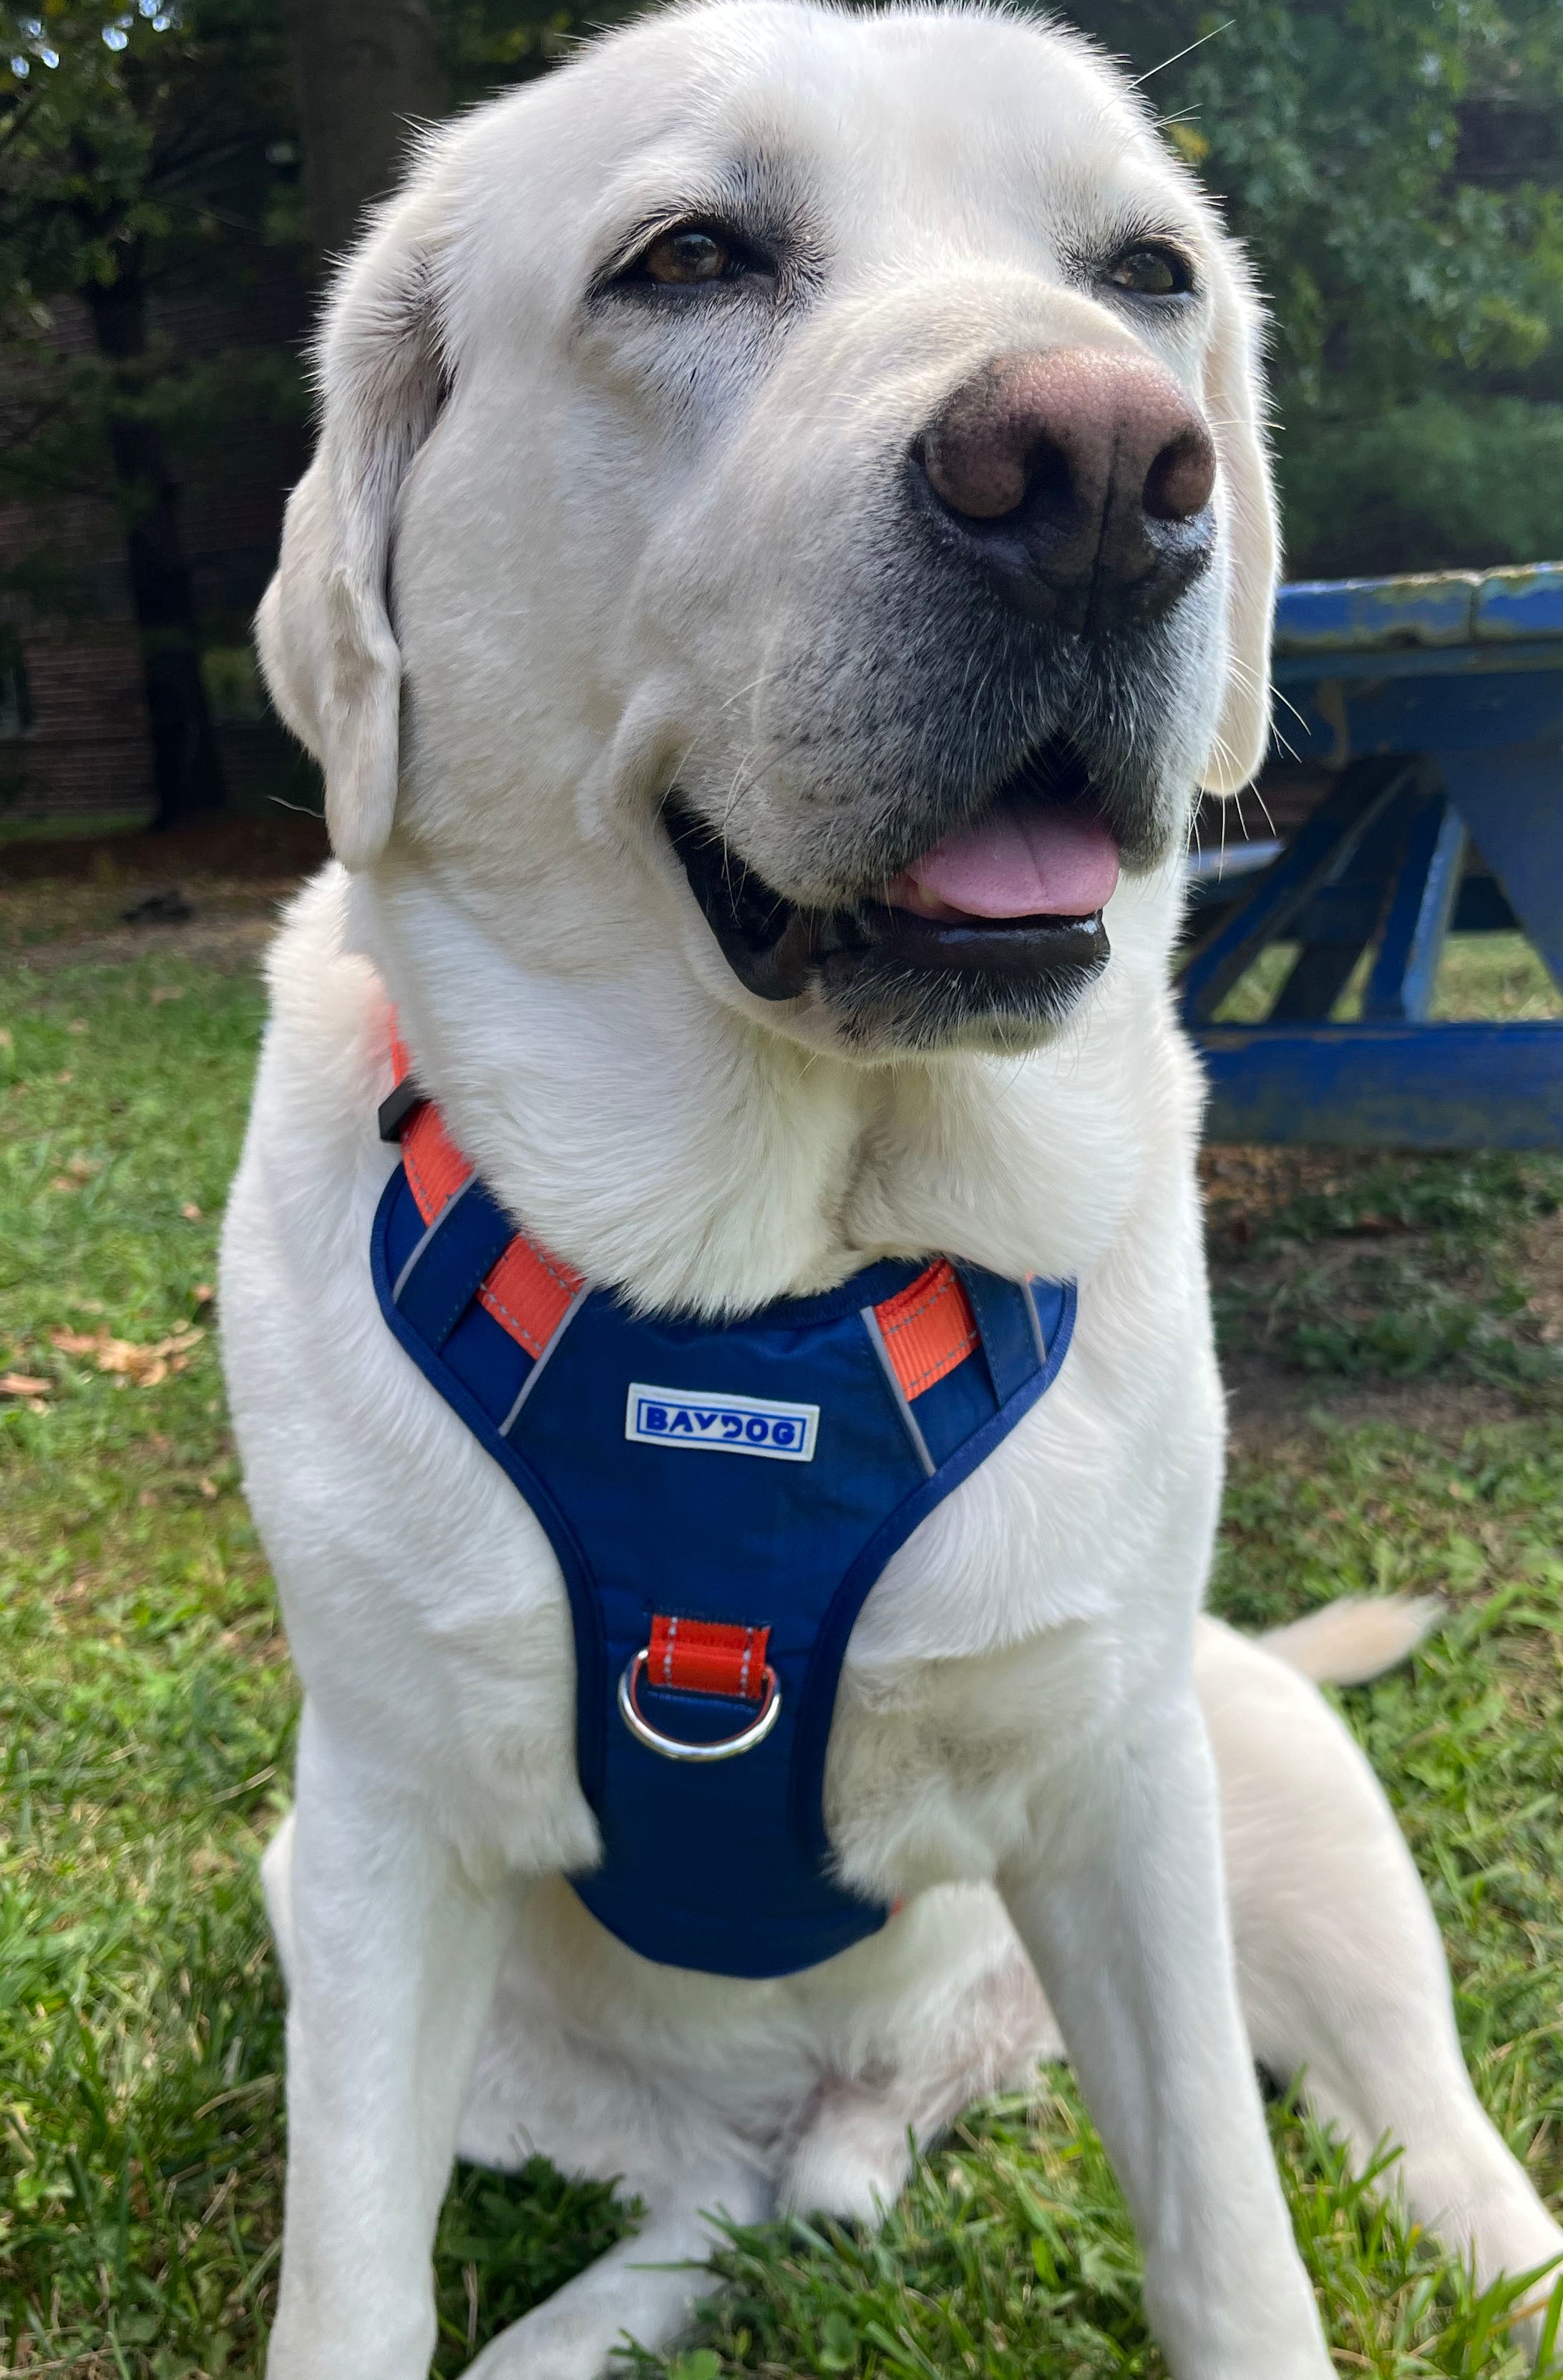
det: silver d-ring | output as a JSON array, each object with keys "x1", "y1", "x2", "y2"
[{"x1": 618, "y1": 1649, "x2": 782, "y2": 1762}]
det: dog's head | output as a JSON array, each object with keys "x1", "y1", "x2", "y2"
[{"x1": 259, "y1": 0, "x2": 1276, "y2": 1060}]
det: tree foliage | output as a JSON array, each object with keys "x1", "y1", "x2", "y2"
[
  {"x1": 1071, "y1": 0, "x2": 1563, "y2": 567},
  {"x1": 0, "y1": 0, "x2": 303, "y2": 492},
  {"x1": 0, "y1": 1, "x2": 305, "y2": 820},
  {"x1": 4, "y1": 0, "x2": 1563, "y2": 688}
]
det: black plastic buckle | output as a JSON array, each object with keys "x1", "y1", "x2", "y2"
[{"x1": 378, "y1": 1077, "x2": 425, "y2": 1142}]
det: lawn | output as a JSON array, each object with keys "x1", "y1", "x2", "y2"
[{"x1": 4, "y1": 881, "x2": 1563, "y2": 2379}]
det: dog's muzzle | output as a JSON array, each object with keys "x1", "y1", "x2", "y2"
[
  {"x1": 664, "y1": 734, "x2": 1118, "y2": 1044},
  {"x1": 668, "y1": 801, "x2": 1109, "y2": 1003}
]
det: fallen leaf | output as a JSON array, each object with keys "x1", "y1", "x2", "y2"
[
  {"x1": 149, "y1": 985, "x2": 185, "y2": 1005},
  {"x1": 67, "y1": 1019, "x2": 87, "y2": 1036},
  {"x1": 182, "y1": 1201, "x2": 202, "y2": 1221},
  {"x1": 0, "y1": 1027, "x2": 12, "y2": 1053},
  {"x1": 199, "y1": 1476, "x2": 218, "y2": 1500},
  {"x1": 1, "y1": 1371, "x2": 49, "y2": 1397},
  {"x1": 192, "y1": 1282, "x2": 215, "y2": 1308},
  {"x1": 54, "y1": 1070, "x2": 72, "y2": 1085},
  {"x1": 51, "y1": 1323, "x2": 204, "y2": 1388}
]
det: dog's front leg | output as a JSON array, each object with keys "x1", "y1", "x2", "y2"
[
  {"x1": 1000, "y1": 1692, "x2": 1333, "y2": 2380},
  {"x1": 267, "y1": 1708, "x2": 520, "y2": 2380}
]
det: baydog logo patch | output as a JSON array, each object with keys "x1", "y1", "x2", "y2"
[{"x1": 625, "y1": 1383, "x2": 819, "y2": 1462}]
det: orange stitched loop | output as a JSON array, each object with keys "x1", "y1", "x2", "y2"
[
  {"x1": 477, "y1": 1235, "x2": 584, "y2": 1359},
  {"x1": 647, "y1": 1613, "x2": 772, "y2": 1702},
  {"x1": 873, "y1": 1260, "x2": 979, "y2": 1399}
]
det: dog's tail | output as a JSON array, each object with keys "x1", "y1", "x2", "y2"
[{"x1": 1260, "y1": 1593, "x2": 1444, "y2": 1687}]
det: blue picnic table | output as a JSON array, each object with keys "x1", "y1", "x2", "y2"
[{"x1": 1183, "y1": 561, "x2": 1563, "y2": 1147}]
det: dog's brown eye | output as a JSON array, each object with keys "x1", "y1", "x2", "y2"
[
  {"x1": 1106, "y1": 245, "x2": 1193, "y2": 298},
  {"x1": 641, "y1": 228, "x2": 732, "y2": 285}
]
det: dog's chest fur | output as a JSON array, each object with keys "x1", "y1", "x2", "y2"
[{"x1": 221, "y1": 864, "x2": 1224, "y2": 1898}]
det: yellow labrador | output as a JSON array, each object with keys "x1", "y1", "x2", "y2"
[{"x1": 223, "y1": 5, "x2": 1563, "y2": 2373}]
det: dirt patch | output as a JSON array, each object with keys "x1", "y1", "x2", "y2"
[
  {"x1": 6, "y1": 910, "x2": 281, "y2": 975},
  {"x1": 1199, "y1": 1143, "x2": 1395, "y2": 1242},
  {"x1": 0, "y1": 814, "x2": 328, "y2": 971},
  {"x1": 1520, "y1": 1208, "x2": 1563, "y2": 1346},
  {"x1": 1222, "y1": 1361, "x2": 1534, "y2": 1460},
  {"x1": 0, "y1": 811, "x2": 328, "y2": 885}
]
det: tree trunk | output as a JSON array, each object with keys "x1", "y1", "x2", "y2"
[
  {"x1": 84, "y1": 257, "x2": 227, "y2": 832},
  {"x1": 280, "y1": 0, "x2": 449, "y2": 259}
]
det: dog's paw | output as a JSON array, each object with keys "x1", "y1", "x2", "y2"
[
  {"x1": 780, "y1": 2081, "x2": 913, "y2": 2227},
  {"x1": 460, "y1": 2313, "x2": 627, "y2": 2380}
]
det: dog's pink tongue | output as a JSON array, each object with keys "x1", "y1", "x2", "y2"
[{"x1": 887, "y1": 807, "x2": 1120, "y2": 921}]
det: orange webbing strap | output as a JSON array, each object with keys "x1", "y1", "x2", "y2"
[
  {"x1": 387, "y1": 1016, "x2": 585, "y2": 1359},
  {"x1": 478, "y1": 1235, "x2": 585, "y2": 1360},
  {"x1": 399, "y1": 1101, "x2": 473, "y2": 1225},
  {"x1": 872, "y1": 1260, "x2": 979, "y2": 1400},
  {"x1": 648, "y1": 1613, "x2": 772, "y2": 1702}
]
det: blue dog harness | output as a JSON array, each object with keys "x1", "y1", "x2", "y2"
[{"x1": 371, "y1": 1044, "x2": 1076, "y2": 1978}]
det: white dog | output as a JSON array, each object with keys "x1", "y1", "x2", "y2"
[{"x1": 221, "y1": 6, "x2": 1563, "y2": 2375}]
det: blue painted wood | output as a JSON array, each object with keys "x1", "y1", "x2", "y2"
[
  {"x1": 1276, "y1": 573, "x2": 1479, "y2": 654},
  {"x1": 1217, "y1": 871, "x2": 1516, "y2": 946},
  {"x1": 1276, "y1": 561, "x2": 1563, "y2": 656},
  {"x1": 1274, "y1": 637, "x2": 1563, "y2": 686},
  {"x1": 1275, "y1": 662, "x2": 1563, "y2": 763},
  {"x1": 1361, "y1": 797, "x2": 1467, "y2": 1024},
  {"x1": 1267, "y1": 785, "x2": 1424, "y2": 1024},
  {"x1": 1190, "y1": 874, "x2": 1516, "y2": 944},
  {"x1": 1474, "y1": 564, "x2": 1563, "y2": 642},
  {"x1": 1182, "y1": 762, "x2": 1414, "y2": 1023},
  {"x1": 1197, "y1": 1025, "x2": 1563, "y2": 1147},
  {"x1": 1192, "y1": 565, "x2": 1563, "y2": 1146},
  {"x1": 1437, "y1": 743, "x2": 1563, "y2": 991}
]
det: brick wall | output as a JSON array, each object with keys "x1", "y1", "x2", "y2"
[{"x1": 1, "y1": 627, "x2": 154, "y2": 826}]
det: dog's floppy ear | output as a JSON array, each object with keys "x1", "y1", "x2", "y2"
[
  {"x1": 255, "y1": 190, "x2": 447, "y2": 869},
  {"x1": 1197, "y1": 246, "x2": 1280, "y2": 795}
]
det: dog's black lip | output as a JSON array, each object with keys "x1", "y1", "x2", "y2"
[{"x1": 663, "y1": 782, "x2": 1111, "y2": 1004}]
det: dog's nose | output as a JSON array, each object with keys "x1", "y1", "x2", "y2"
[{"x1": 914, "y1": 346, "x2": 1217, "y2": 631}]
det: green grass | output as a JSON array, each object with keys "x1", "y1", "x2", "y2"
[
  {"x1": 1204, "y1": 1145, "x2": 1563, "y2": 1384},
  {"x1": 0, "y1": 812, "x2": 155, "y2": 850},
  {"x1": 1211, "y1": 931, "x2": 1563, "y2": 1029},
  {"x1": 656, "y1": 2092, "x2": 1559, "y2": 2380},
  {"x1": 4, "y1": 943, "x2": 1563, "y2": 2377}
]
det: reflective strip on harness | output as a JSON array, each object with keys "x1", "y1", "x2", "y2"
[
  {"x1": 648, "y1": 1613, "x2": 771, "y2": 1701},
  {"x1": 872, "y1": 1260, "x2": 979, "y2": 1399},
  {"x1": 479, "y1": 1235, "x2": 585, "y2": 1359}
]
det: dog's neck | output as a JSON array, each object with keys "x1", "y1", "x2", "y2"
[{"x1": 352, "y1": 858, "x2": 1192, "y2": 1317}]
